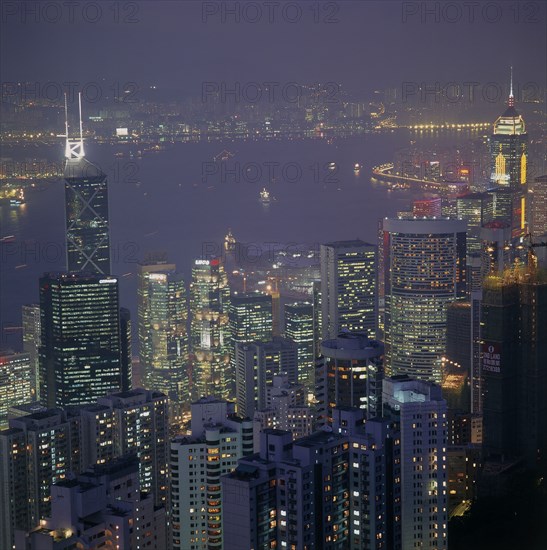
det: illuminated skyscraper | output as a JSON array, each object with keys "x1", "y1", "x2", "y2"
[
  {"x1": 480, "y1": 221, "x2": 513, "y2": 277},
  {"x1": 170, "y1": 398, "x2": 254, "y2": 550},
  {"x1": 490, "y1": 69, "x2": 528, "y2": 190},
  {"x1": 320, "y1": 240, "x2": 377, "y2": 340},
  {"x1": 39, "y1": 272, "x2": 129, "y2": 408},
  {"x1": 0, "y1": 351, "x2": 32, "y2": 429},
  {"x1": 235, "y1": 337, "x2": 298, "y2": 418},
  {"x1": 312, "y1": 279, "x2": 322, "y2": 357},
  {"x1": 229, "y1": 291, "x2": 273, "y2": 348},
  {"x1": 190, "y1": 258, "x2": 231, "y2": 400},
  {"x1": 530, "y1": 175, "x2": 547, "y2": 238},
  {"x1": 456, "y1": 192, "x2": 490, "y2": 255},
  {"x1": 481, "y1": 271, "x2": 547, "y2": 469},
  {"x1": 413, "y1": 196, "x2": 442, "y2": 217},
  {"x1": 383, "y1": 218, "x2": 467, "y2": 382},
  {"x1": 22, "y1": 303, "x2": 41, "y2": 399},
  {"x1": 382, "y1": 376, "x2": 448, "y2": 549},
  {"x1": 63, "y1": 94, "x2": 111, "y2": 274},
  {"x1": 489, "y1": 68, "x2": 528, "y2": 241},
  {"x1": 284, "y1": 301, "x2": 314, "y2": 392},
  {"x1": 0, "y1": 388, "x2": 169, "y2": 548},
  {"x1": 315, "y1": 332, "x2": 384, "y2": 427},
  {"x1": 138, "y1": 261, "x2": 189, "y2": 418}
]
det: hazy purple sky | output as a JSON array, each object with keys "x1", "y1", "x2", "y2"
[{"x1": 2, "y1": 1, "x2": 546, "y2": 95}]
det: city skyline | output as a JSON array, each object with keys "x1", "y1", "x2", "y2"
[{"x1": 1, "y1": 3, "x2": 546, "y2": 550}]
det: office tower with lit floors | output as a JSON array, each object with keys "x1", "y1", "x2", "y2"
[
  {"x1": 0, "y1": 351, "x2": 32, "y2": 429},
  {"x1": 253, "y1": 373, "x2": 314, "y2": 440},
  {"x1": 16, "y1": 456, "x2": 167, "y2": 549},
  {"x1": 481, "y1": 269, "x2": 547, "y2": 471},
  {"x1": 0, "y1": 388, "x2": 168, "y2": 548},
  {"x1": 530, "y1": 175, "x2": 547, "y2": 238},
  {"x1": 383, "y1": 218, "x2": 467, "y2": 382},
  {"x1": 383, "y1": 376, "x2": 448, "y2": 550},
  {"x1": 413, "y1": 196, "x2": 442, "y2": 218},
  {"x1": 229, "y1": 291, "x2": 273, "y2": 400},
  {"x1": 284, "y1": 301, "x2": 314, "y2": 393},
  {"x1": 235, "y1": 337, "x2": 298, "y2": 418},
  {"x1": 456, "y1": 192, "x2": 490, "y2": 255},
  {"x1": 98, "y1": 389, "x2": 169, "y2": 507},
  {"x1": 63, "y1": 94, "x2": 111, "y2": 275},
  {"x1": 488, "y1": 69, "x2": 528, "y2": 242},
  {"x1": 320, "y1": 240, "x2": 377, "y2": 340},
  {"x1": 22, "y1": 303, "x2": 41, "y2": 400},
  {"x1": 138, "y1": 260, "x2": 189, "y2": 419},
  {"x1": 170, "y1": 398, "x2": 254, "y2": 550},
  {"x1": 315, "y1": 331, "x2": 384, "y2": 427},
  {"x1": 190, "y1": 258, "x2": 231, "y2": 401},
  {"x1": 39, "y1": 273, "x2": 130, "y2": 408}
]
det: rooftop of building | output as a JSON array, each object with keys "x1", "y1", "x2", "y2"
[
  {"x1": 322, "y1": 239, "x2": 376, "y2": 248},
  {"x1": 64, "y1": 156, "x2": 106, "y2": 181},
  {"x1": 321, "y1": 332, "x2": 383, "y2": 359},
  {"x1": 293, "y1": 429, "x2": 345, "y2": 449}
]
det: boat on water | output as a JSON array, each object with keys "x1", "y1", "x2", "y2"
[
  {"x1": 354, "y1": 163, "x2": 360, "y2": 173},
  {"x1": 259, "y1": 188, "x2": 271, "y2": 204},
  {"x1": 0, "y1": 187, "x2": 25, "y2": 207},
  {"x1": 214, "y1": 149, "x2": 235, "y2": 162},
  {"x1": 328, "y1": 162, "x2": 336, "y2": 171}
]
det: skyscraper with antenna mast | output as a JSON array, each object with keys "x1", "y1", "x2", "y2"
[{"x1": 62, "y1": 92, "x2": 111, "y2": 274}]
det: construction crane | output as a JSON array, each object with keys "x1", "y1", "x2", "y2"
[{"x1": 526, "y1": 232, "x2": 547, "y2": 271}]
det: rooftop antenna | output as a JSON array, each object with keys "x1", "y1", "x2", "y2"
[
  {"x1": 59, "y1": 92, "x2": 85, "y2": 160},
  {"x1": 508, "y1": 66, "x2": 514, "y2": 107},
  {"x1": 78, "y1": 92, "x2": 85, "y2": 157}
]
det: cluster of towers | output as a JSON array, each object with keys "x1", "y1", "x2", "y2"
[{"x1": 1, "y1": 72, "x2": 546, "y2": 550}]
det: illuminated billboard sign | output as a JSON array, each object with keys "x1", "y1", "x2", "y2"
[{"x1": 482, "y1": 343, "x2": 501, "y2": 373}]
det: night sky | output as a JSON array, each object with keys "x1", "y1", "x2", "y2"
[{"x1": 2, "y1": 1, "x2": 546, "y2": 96}]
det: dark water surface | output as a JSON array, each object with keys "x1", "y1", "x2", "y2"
[{"x1": 0, "y1": 131, "x2": 473, "y2": 349}]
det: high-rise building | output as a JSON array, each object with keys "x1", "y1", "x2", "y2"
[
  {"x1": 0, "y1": 388, "x2": 168, "y2": 548},
  {"x1": 63, "y1": 94, "x2": 111, "y2": 275},
  {"x1": 489, "y1": 71, "x2": 528, "y2": 190},
  {"x1": 489, "y1": 70, "x2": 528, "y2": 241},
  {"x1": 229, "y1": 291, "x2": 273, "y2": 345},
  {"x1": 315, "y1": 332, "x2": 383, "y2": 427},
  {"x1": 530, "y1": 174, "x2": 547, "y2": 238},
  {"x1": 222, "y1": 428, "x2": 353, "y2": 549},
  {"x1": 138, "y1": 261, "x2": 189, "y2": 417},
  {"x1": 39, "y1": 272, "x2": 129, "y2": 408},
  {"x1": 485, "y1": 186, "x2": 526, "y2": 242},
  {"x1": 63, "y1": 96, "x2": 111, "y2": 275},
  {"x1": 382, "y1": 376, "x2": 448, "y2": 550},
  {"x1": 320, "y1": 240, "x2": 377, "y2": 340},
  {"x1": 0, "y1": 408, "x2": 79, "y2": 548},
  {"x1": 253, "y1": 373, "x2": 314, "y2": 441},
  {"x1": 480, "y1": 221, "x2": 513, "y2": 277},
  {"x1": 22, "y1": 304, "x2": 41, "y2": 400},
  {"x1": 190, "y1": 258, "x2": 231, "y2": 400},
  {"x1": 383, "y1": 218, "x2": 467, "y2": 382},
  {"x1": 481, "y1": 271, "x2": 547, "y2": 469},
  {"x1": 170, "y1": 397, "x2": 254, "y2": 550},
  {"x1": 284, "y1": 301, "x2": 314, "y2": 392},
  {"x1": 456, "y1": 192, "x2": 490, "y2": 255},
  {"x1": 98, "y1": 388, "x2": 169, "y2": 508},
  {"x1": 235, "y1": 337, "x2": 298, "y2": 418},
  {"x1": 413, "y1": 196, "x2": 442, "y2": 217},
  {"x1": 445, "y1": 301, "x2": 471, "y2": 373},
  {"x1": 120, "y1": 306, "x2": 132, "y2": 392},
  {"x1": 16, "y1": 456, "x2": 167, "y2": 550},
  {"x1": 224, "y1": 399, "x2": 445, "y2": 550},
  {"x1": 0, "y1": 351, "x2": 32, "y2": 429},
  {"x1": 312, "y1": 279, "x2": 322, "y2": 357}
]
